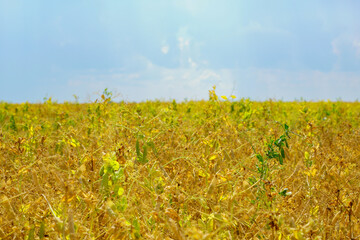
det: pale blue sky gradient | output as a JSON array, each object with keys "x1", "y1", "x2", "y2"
[{"x1": 1, "y1": 0, "x2": 360, "y2": 102}]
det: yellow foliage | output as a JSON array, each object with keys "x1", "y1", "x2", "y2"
[{"x1": 0, "y1": 96, "x2": 360, "y2": 239}]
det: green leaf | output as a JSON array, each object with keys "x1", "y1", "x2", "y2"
[
  {"x1": 99, "y1": 166, "x2": 105, "y2": 177},
  {"x1": 281, "y1": 148, "x2": 285, "y2": 159},
  {"x1": 279, "y1": 188, "x2": 288, "y2": 197},
  {"x1": 142, "y1": 145, "x2": 148, "y2": 163},
  {"x1": 27, "y1": 227, "x2": 35, "y2": 240},
  {"x1": 256, "y1": 154, "x2": 264, "y2": 163},
  {"x1": 39, "y1": 221, "x2": 45, "y2": 239},
  {"x1": 147, "y1": 141, "x2": 158, "y2": 157},
  {"x1": 101, "y1": 173, "x2": 109, "y2": 193},
  {"x1": 278, "y1": 155, "x2": 283, "y2": 165},
  {"x1": 136, "y1": 140, "x2": 141, "y2": 158},
  {"x1": 109, "y1": 159, "x2": 120, "y2": 171},
  {"x1": 9, "y1": 115, "x2": 17, "y2": 131},
  {"x1": 117, "y1": 196, "x2": 128, "y2": 212},
  {"x1": 132, "y1": 218, "x2": 141, "y2": 236}
]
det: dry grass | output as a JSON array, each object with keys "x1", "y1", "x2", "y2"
[{"x1": 1, "y1": 92, "x2": 360, "y2": 239}]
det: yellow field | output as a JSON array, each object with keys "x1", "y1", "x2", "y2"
[{"x1": 1, "y1": 90, "x2": 360, "y2": 239}]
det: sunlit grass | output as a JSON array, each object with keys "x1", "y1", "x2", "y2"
[{"x1": 0, "y1": 89, "x2": 360, "y2": 239}]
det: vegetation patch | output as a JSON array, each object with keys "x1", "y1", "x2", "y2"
[{"x1": 1, "y1": 88, "x2": 360, "y2": 239}]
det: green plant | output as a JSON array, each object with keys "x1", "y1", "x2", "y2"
[{"x1": 253, "y1": 123, "x2": 290, "y2": 181}]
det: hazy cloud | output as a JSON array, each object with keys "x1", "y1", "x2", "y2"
[
  {"x1": 161, "y1": 45, "x2": 169, "y2": 54},
  {"x1": 1, "y1": 1, "x2": 360, "y2": 102},
  {"x1": 65, "y1": 55, "x2": 360, "y2": 102},
  {"x1": 65, "y1": 56, "x2": 234, "y2": 101},
  {"x1": 177, "y1": 27, "x2": 191, "y2": 51}
]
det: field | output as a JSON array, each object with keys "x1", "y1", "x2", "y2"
[{"x1": 1, "y1": 89, "x2": 360, "y2": 239}]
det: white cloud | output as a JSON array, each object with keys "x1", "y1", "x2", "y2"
[
  {"x1": 66, "y1": 56, "x2": 235, "y2": 101},
  {"x1": 188, "y1": 57, "x2": 197, "y2": 68},
  {"x1": 176, "y1": 26, "x2": 200, "y2": 69},
  {"x1": 331, "y1": 34, "x2": 360, "y2": 71},
  {"x1": 66, "y1": 56, "x2": 360, "y2": 102},
  {"x1": 177, "y1": 26, "x2": 191, "y2": 51},
  {"x1": 161, "y1": 45, "x2": 169, "y2": 54},
  {"x1": 332, "y1": 34, "x2": 360, "y2": 57},
  {"x1": 178, "y1": 37, "x2": 190, "y2": 51}
]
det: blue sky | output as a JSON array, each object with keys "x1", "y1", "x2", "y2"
[{"x1": 1, "y1": 0, "x2": 360, "y2": 102}]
